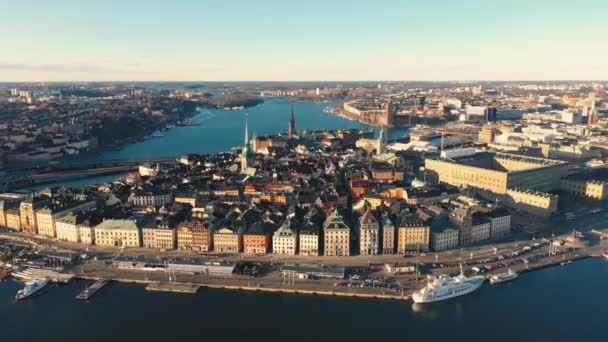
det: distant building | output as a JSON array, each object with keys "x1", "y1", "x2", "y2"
[
  {"x1": 142, "y1": 223, "x2": 176, "y2": 250},
  {"x1": 299, "y1": 222, "x2": 321, "y2": 256}
]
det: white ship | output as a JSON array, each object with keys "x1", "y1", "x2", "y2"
[
  {"x1": 15, "y1": 279, "x2": 48, "y2": 300},
  {"x1": 412, "y1": 269, "x2": 485, "y2": 303},
  {"x1": 489, "y1": 268, "x2": 518, "y2": 284}
]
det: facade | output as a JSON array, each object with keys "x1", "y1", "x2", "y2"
[
  {"x1": 489, "y1": 209, "x2": 511, "y2": 239},
  {"x1": 381, "y1": 212, "x2": 395, "y2": 255},
  {"x1": 20, "y1": 195, "x2": 48, "y2": 234},
  {"x1": 213, "y1": 227, "x2": 242, "y2": 253},
  {"x1": 470, "y1": 216, "x2": 491, "y2": 244},
  {"x1": 358, "y1": 208, "x2": 379, "y2": 256},
  {"x1": 397, "y1": 215, "x2": 430, "y2": 254},
  {"x1": 5, "y1": 208, "x2": 21, "y2": 230},
  {"x1": 323, "y1": 209, "x2": 350, "y2": 257},
  {"x1": 35, "y1": 200, "x2": 96, "y2": 238},
  {"x1": 192, "y1": 222, "x2": 213, "y2": 252},
  {"x1": 176, "y1": 225, "x2": 194, "y2": 250},
  {"x1": 272, "y1": 216, "x2": 298, "y2": 255},
  {"x1": 243, "y1": 222, "x2": 272, "y2": 254},
  {"x1": 504, "y1": 188, "x2": 558, "y2": 217},
  {"x1": 142, "y1": 224, "x2": 177, "y2": 250},
  {"x1": 431, "y1": 228, "x2": 459, "y2": 251},
  {"x1": 425, "y1": 152, "x2": 568, "y2": 194},
  {"x1": 94, "y1": 219, "x2": 142, "y2": 247},
  {"x1": 561, "y1": 178, "x2": 608, "y2": 200},
  {"x1": 128, "y1": 192, "x2": 173, "y2": 207},
  {"x1": 299, "y1": 223, "x2": 321, "y2": 256}
]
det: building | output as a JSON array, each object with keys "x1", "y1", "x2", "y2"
[
  {"x1": 470, "y1": 213, "x2": 491, "y2": 244},
  {"x1": 5, "y1": 208, "x2": 21, "y2": 230},
  {"x1": 94, "y1": 219, "x2": 142, "y2": 247},
  {"x1": 488, "y1": 208, "x2": 511, "y2": 239},
  {"x1": 35, "y1": 200, "x2": 97, "y2": 238},
  {"x1": 142, "y1": 223, "x2": 177, "y2": 250},
  {"x1": 299, "y1": 222, "x2": 321, "y2": 256},
  {"x1": 55, "y1": 213, "x2": 98, "y2": 244},
  {"x1": 176, "y1": 224, "x2": 194, "y2": 250},
  {"x1": 243, "y1": 221, "x2": 273, "y2": 254},
  {"x1": 561, "y1": 172, "x2": 608, "y2": 200},
  {"x1": 358, "y1": 208, "x2": 379, "y2": 256},
  {"x1": 128, "y1": 191, "x2": 173, "y2": 207},
  {"x1": 431, "y1": 228, "x2": 459, "y2": 251},
  {"x1": 323, "y1": 209, "x2": 350, "y2": 257},
  {"x1": 397, "y1": 215, "x2": 430, "y2": 254},
  {"x1": 425, "y1": 152, "x2": 568, "y2": 194},
  {"x1": 272, "y1": 215, "x2": 298, "y2": 255},
  {"x1": 213, "y1": 227, "x2": 242, "y2": 253},
  {"x1": 19, "y1": 194, "x2": 49, "y2": 234},
  {"x1": 381, "y1": 212, "x2": 395, "y2": 254}
]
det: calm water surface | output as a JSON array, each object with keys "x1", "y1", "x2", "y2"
[{"x1": 1, "y1": 258, "x2": 606, "y2": 342}]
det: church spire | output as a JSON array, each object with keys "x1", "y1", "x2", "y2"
[
  {"x1": 288, "y1": 104, "x2": 296, "y2": 138},
  {"x1": 244, "y1": 116, "x2": 249, "y2": 146}
]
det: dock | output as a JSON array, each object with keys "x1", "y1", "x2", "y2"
[
  {"x1": 145, "y1": 282, "x2": 200, "y2": 294},
  {"x1": 76, "y1": 279, "x2": 109, "y2": 300},
  {"x1": 11, "y1": 268, "x2": 74, "y2": 283}
]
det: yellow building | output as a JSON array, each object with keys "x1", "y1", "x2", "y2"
[
  {"x1": 213, "y1": 227, "x2": 242, "y2": 253},
  {"x1": 323, "y1": 209, "x2": 350, "y2": 257},
  {"x1": 397, "y1": 216, "x2": 430, "y2": 254},
  {"x1": 5, "y1": 208, "x2": 21, "y2": 230},
  {"x1": 142, "y1": 224, "x2": 177, "y2": 250},
  {"x1": 425, "y1": 152, "x2": 568, "y2": 194},
  {"x1": 561, "y1": 177, "x2": 608, "y2": 200},
  {"x1": 94, "y1": 219, "x2": 142, "y2": 247}
]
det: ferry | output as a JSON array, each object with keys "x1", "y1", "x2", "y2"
[
  {"x1": 489, "y1": 268, "x2": 518, "y2": 284},
  {"x1": 412, "y1": 267, "x2": 485, "y2": 303},
  {"x1": 15, "y1": 279, "x2": 48, "y2": 300}
]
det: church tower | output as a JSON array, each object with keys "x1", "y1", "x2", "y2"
[
  {"x1": 241, "y1": 117, "x2": 253, "y2": 171},
  {"x1": 288, "y1": 104, "x2": 296, "y2": 138}
]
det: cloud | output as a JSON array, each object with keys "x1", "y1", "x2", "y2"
[{"x1": 0, "y1": 62, "x2": 119, "y2": 73}]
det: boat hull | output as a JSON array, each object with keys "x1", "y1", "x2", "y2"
[{"x1": 412, "y1": 277, "x2": 484, "y2": 303}]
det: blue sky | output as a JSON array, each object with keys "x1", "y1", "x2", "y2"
[{"x1": 1, "y1": 0, "x2": 606, "y2": 81}]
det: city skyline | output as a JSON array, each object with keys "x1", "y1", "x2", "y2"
[{"x1": 1, "y1": 0, "x2": 608, "y2": 82}]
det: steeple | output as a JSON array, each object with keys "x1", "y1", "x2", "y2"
[
  {"x1": 288, "y1": 104, "x2": 296, "y2": 138},
  {"x1": 244, "y1": 116, "x2": 249, "y2": 147}
]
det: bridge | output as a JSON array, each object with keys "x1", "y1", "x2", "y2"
[{"x1": 1, "y1": 157, "x2": 177, "y2": 191}]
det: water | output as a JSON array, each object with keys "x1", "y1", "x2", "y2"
[
  {"x1": 33, "y1": 98, "x2": 407, "y2": 190},
  {"x1": 1, "y1": 258, "x2": 606, "y2": 341},
  {"x1": 97, "y1": 98, "x2": 408, "y2": 161}
]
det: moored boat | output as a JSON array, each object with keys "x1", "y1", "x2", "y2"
[
  {"x1": 412, "y1": 267, "x2": 485, "y2": 304},
  {"x1": 15, "y1": 279, "x2": 48, "y2": 300},
  {"x1": 489, "y1": 268, "x2": 518, "y2": 284}
]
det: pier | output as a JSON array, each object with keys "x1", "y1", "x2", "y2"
[
  {"x1": 76, "y1": 279, "x2": 109, "y2": 300},
  {"x1": 145, "y1": 282, "x2": 200, "y2": 294}
]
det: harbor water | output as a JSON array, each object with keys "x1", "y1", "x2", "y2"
[{"x1": 1, "y1": 258, "x2": 606, "y2": 341}]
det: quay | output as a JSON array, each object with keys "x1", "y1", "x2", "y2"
[
  {"x1": 145, "y1": 282, "x2": 200, "y2": 294},
  {"x1": 76, "y1": 279, "x2": 109, "y2": 300},
  {"x1": 11, "y1": 268, "x2": 74, "y2": 283}
]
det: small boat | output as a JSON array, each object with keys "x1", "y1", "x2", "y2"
[
  {"x1": 151, "y1": 132, "x2": 166, "y2": 138},
  {"x1": 15, "y1": 279, "x2": 48, "y2": 300},
  {"x1": 602, "y1": 251, "x2": 608, "y2": 261},
  {"x1": 490, "y1": 268, "x2": 518, "y2": 284}
]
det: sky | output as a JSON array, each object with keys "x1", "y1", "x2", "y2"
[{"x1": 1, "y1": 0, "x2": 607, "y2": 82}]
